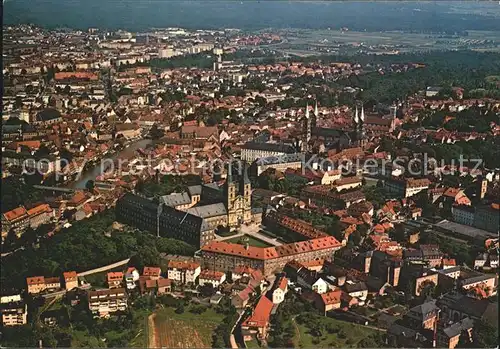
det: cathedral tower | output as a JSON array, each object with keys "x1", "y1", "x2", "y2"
[
  {"x1": 224, "y1": 162, "x2": 236, "y2": 209},
  {"x1": 225, "y1": 161, "x2": 253, "y2": 227},
  {"x1": 240, "y1": 163, "x2": 252, "y2": 210},
  {"x1": 353, "y1": 103, "x2": 366, "y2": 148},
  {"x1": 302, "y1": 101, "x2": 318, "y2": 152}
]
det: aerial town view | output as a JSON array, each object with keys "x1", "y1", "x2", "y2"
[{"x1": 1, "y1": 1, "x2": 499, "y2": 348}]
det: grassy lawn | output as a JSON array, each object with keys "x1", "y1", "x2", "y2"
[
  {"x1": 246, "y1": 337, "x2": 261, "y2": 348},
  {"x1": 351, "y1": 306, "x2": 378, "y2": 318},
  {"x1": 129, "y1": 309, "x2": 151, "y2": 347},
  {"x1": 293, "y1": 315, "x2": 379, "y2": 348},
  {"x1": 226, "y1": 234, "x2": 272, "y2": 248},
  {"x1": 151, "y1": 306, "x2": 224, "y2": 348},
  {"x1": 217, "y1": 229, "x2": 239, "y2": 238}
]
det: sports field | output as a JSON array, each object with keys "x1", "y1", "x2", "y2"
[{"x1": 148, "y1": 307, "x2": 224, "y2": 348}]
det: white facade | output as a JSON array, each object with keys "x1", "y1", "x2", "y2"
[
  {"x1": 167, "y1": 265, "x2": 201, "y2": 284},
  {"x1": 312, "y1": 279, "x2": 329, "y2": 294},
  {"x1": 199, "y1": 273, "x2": 226, "y2": 287},
  {"x1": 125, "y1": 269, "x2": 140, "y2": 290},
  {"x1": 272, "y1": 288, "x2": 286, "y2": 304}
]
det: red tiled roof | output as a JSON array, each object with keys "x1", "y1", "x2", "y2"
[
  {"x1": 69, "y1": 191, "x2": 86, "y2": 205},
  {"x1": 143, "y1": 266, "x2": 161, "y2": 277},
  {"x1": 27, "y1": 276, "x2": 45, "y2": 285},
  {"x1": 157, "y1": 278, "x2": 172, "y2": 288},
  {"x1": 27, "y1": 204, "x2": 51, "y2": 217},
  {"x1": 167, "y1": 260, "x2": 200, "y2": 271},
  {"x1": 320, "y1": 290, "x2": 342, "y2": 306},
  {"x1": 145, "y1": 279, "x2": 157, "y2": 289},
  {"x1": 55, "y1": 72, "x2": 98, "y2": 80},
  {"x1": 107, "y1": 272, "x2": 124, "y2": 281},
  {"x1": 45, "y1": 277, "x2": 60, "y2": 284},
  {"x1": 242, "y1": 296, "x2": 273, "y2": 328},
  {"x1": 200, "y1": 269, "x2": 225, "y2": 280},
  {"x1": 201, "y1": 236, "x2": 341, "y2": 261},
  {"x1": 442, "y1": 258, "x2": 456, "y2": 266},
  {"x1": 277, "y1": 276, "x2": 288, "y2": 291},
  {"x1": 3, "y1": 206, "x2": 28, "y2": 222},
  {"x1": 63, "y1": 271, "x2": 77, "y2": 280}
]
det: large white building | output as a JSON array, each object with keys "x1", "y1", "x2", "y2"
[
  {"x1": 198, "y1": 270, "x2": 226, "y2": 287},
  {"x1": 87, "y1": 288, "x2": 128, "y2": 318},
  {"x1": 0, "y1": 295, "x2": 28, "y2": 326},
  {"x1": 167, "y1": 260, "x2": 201, "y2": 284}
]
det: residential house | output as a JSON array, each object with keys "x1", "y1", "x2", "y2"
[
  {"x1": 143, "y1": 266, "x2": 162, "y2": 280},
  {"x1": 87, "y1": 288, "x2": 128, "y2": 318},
  {"x1": 44, "y1": 277, "x2": 61, "y2": 292},
  {"x1": 271, "y1": 276, "x2": 288, "y2": 304},
  {"x1": 63, "y1": 271, "x2": 78, "y2": 291},
  {"x1": 232, "y1": 266, "x2": 257, "y2": 281},
  {"x1": 241, "y1": 295, "x2": 274, "y2": 340},
  {"x1": 198, "y1": 270, "x2": 226, "y2": 287},
  {"x1": 166, "y1": 261, "x2": 201, "y2": 284},
  {"x1": 232, "y1": 286, "x2": 254, "y2": 309},
  {"x1": 315, "y1": 290, "x2": 342, "y2": 315},
  {"x1": 344, "y1": 281, "x2": 368, "y2": 305},
  {"x1": 107, "y1": 272, "x2": 124, "y2": 289},
  {"x1": 297, "y1": 268, "x2": 329, "y2": 294},
  {"x1": 27, "y1": 276, "x2": 46, "y2": 294},
  {"x1": 156, "y1": 278, "x2": 173, "y2": 295},
  {"x1": 125, "y1": 267, "x2": 140, "y2": 290}
]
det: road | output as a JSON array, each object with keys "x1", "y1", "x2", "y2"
[
  {"x1": 1, "y1": 246, "x2": 24, "y2": 257},
  {"x1": 41, "y1": 283, "x2": 91, "y2": 299},
  {"x1": 77, "y1": 258, "x2": 130, "y2": 276}
]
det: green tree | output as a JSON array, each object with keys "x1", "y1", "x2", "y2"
[{"x1": 471, "y1": 320, "x2": 498, "y2": 348}]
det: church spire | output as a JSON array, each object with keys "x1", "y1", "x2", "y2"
[
  {"x1": 226, "y1": 161, "x2": 233, "y2": 184},
  {"x1": 241, "y1": 162, "x2": 251, "y2": 185},
  {"x1": 305, "y1": 102, "x2": 310, "y2": 119},
  {"x1": 354, "y1": 105, "x2": 359, "y2": 124},
  {"x1": 314, "y1": 100, "x2": 318, "y2": 117},
  {"x1": 360, "y1": 105, "x2": 365, "y2": 122}
]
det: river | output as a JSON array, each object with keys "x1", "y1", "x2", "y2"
[{"x1": 69, "y1": 138, "x2": 153, "y2": 189}]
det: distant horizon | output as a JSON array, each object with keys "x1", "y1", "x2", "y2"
[{"x1": 4, "y1": 0, "x2": 500, "y2": 32}]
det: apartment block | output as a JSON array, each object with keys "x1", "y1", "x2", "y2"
[
  {"x1": 0, "y1": 295, "x2": 28, "y2": 326},
  {"x1": 87, "y1": 288, "x2": 128, "y2": 318}
]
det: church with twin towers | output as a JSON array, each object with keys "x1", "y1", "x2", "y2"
[{"x1": 301, "y1": 101, "x2": 367, "y2": 153}]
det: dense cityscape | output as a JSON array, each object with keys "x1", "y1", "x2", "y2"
[{"x1": 1, "y1": 4, "x2": 499, "y2": 348}]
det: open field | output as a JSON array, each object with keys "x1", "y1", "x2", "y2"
[
  {"x1": 149, "y1": 307, "x2": 224, "y2": 348},
  {"x1": 293, "y1": 315, "x2": 380, "y2": 348},
  {"x1": 226, "y1": 234, "x2": 273, "y2": 248},
  {"x1": 261, "y1": 29, "x2": 500, "y2": 55}
]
